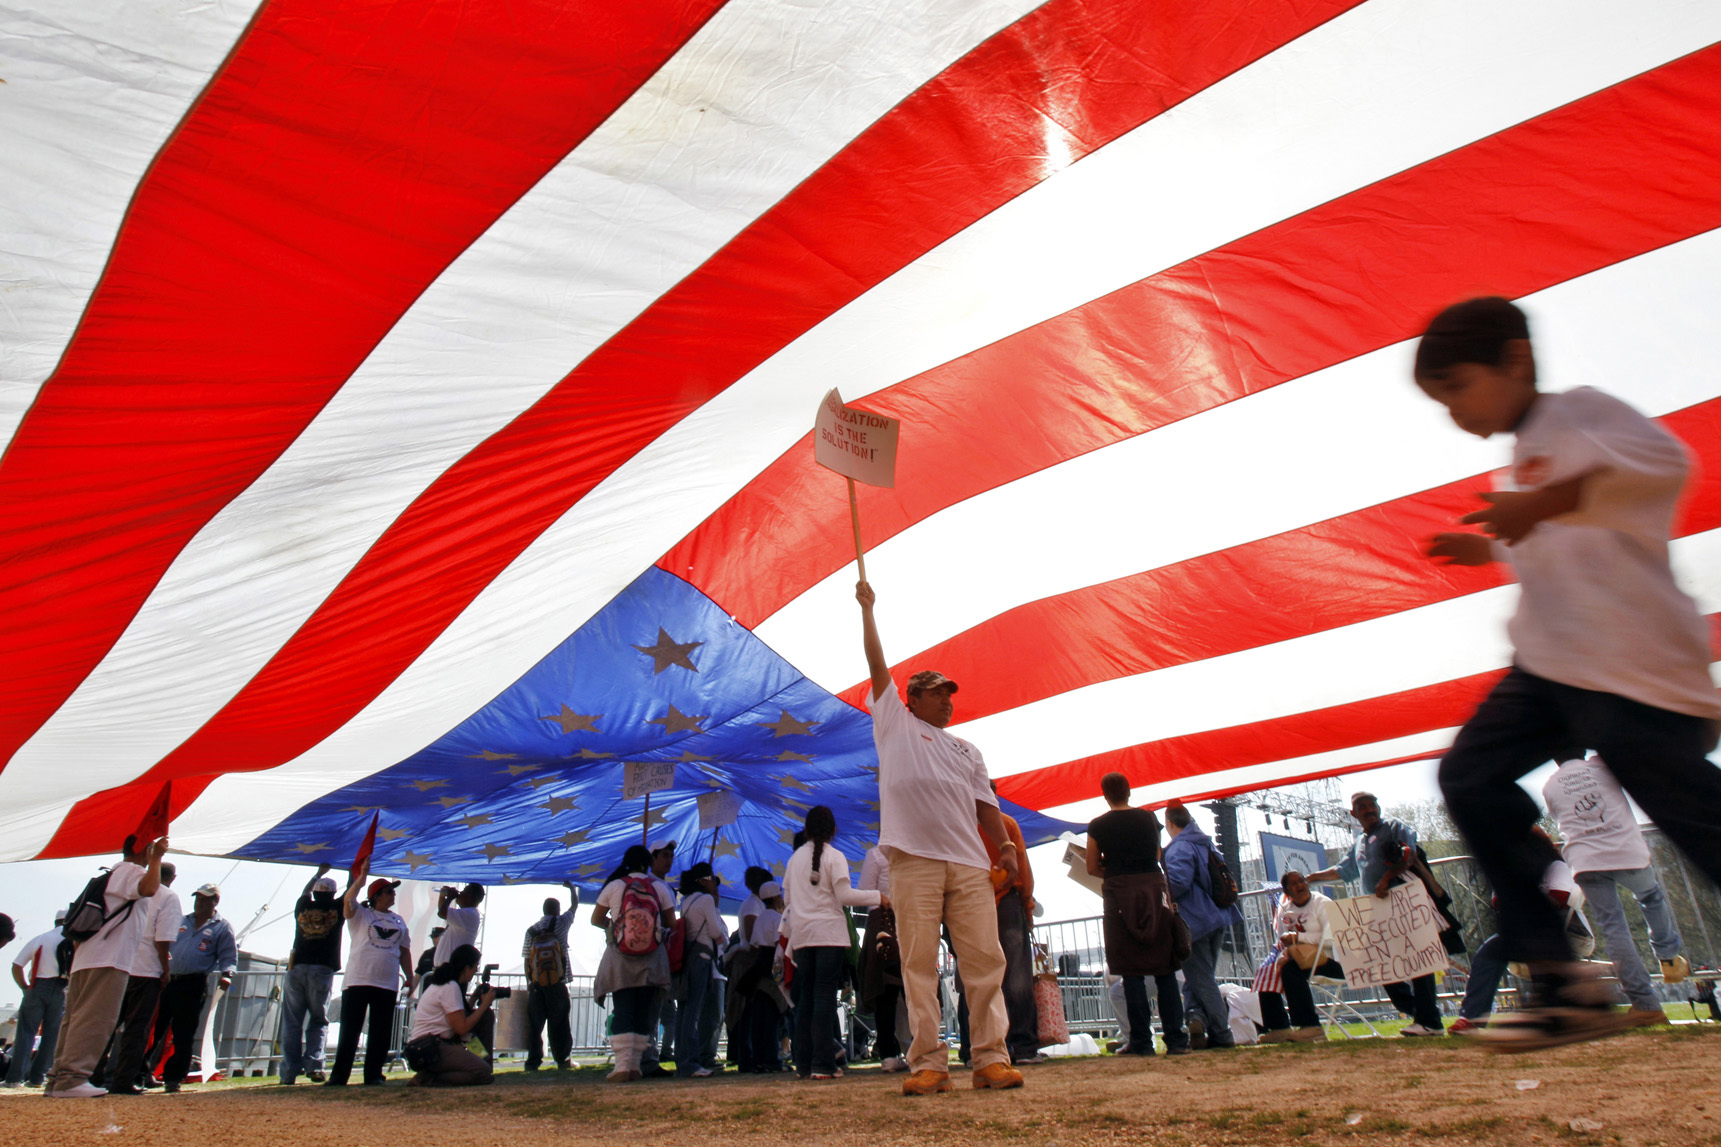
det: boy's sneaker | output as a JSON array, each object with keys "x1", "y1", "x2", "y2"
[
  {"x1": 971, "y1": 1062, "x2": 1025, "y2": 1090},
  {"x1": 880, "y1": 1056, "x2": 909, "y2": 1073},
  {"x1": 1399, "y1": 1023, "x2": 1443, "y2": 1037},
  {"x1": 1660, "y1": 955, "x2": 1689, "y2": 985},
  {"x1": 1186, "y1": 1016, "x2": 1208, "y2": 1050},
  {"x1": 1447, "y1": 1017, "x2": 1483, "y2": 1036},
  {"x1": 901, "y1": 1070, "x2": 953, "y2": 1096},
  {"x1": 691, "y1": 1067, "x2": 714, "y2": 1078}
]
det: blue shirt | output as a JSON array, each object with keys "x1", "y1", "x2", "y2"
[
  {"x1": 169, "y1": 912, "x2": 239, "y2": 976},
  {"x1": 1334, "y1": 818, "x2": 1418, "y2": 891}
]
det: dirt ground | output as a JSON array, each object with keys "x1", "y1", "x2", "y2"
[{"x1": 7, "y1": 1024, "x2": 1719, "y2": 1147}]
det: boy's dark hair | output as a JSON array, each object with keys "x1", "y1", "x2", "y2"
[
  {"x1": 1164, "y1": 803, "x2": 1192, "y2": 829},
  {"x1": 1099, "y1": 772, "x2": 1131, "y2": 805},
  {"x1": 1413, "y1": 296, "x2": 1531, "y2": 379},
  {"x1": 744, "y1": 866, "x2": 773, "y2": 894}
]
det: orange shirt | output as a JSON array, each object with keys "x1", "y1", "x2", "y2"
[{"x1": 984, "y1": 813, "x2": 1034, "y2": 911}]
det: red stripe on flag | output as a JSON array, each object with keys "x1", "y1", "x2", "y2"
[
  {"x1": 668, "y1": 44, "x2": 1721, "y2": 629},
  {"x1": 835, "y1": 397, "x2": 1721, "y2": 722},
  {"x1": 42, "y1": 0, "x2": 1359, "y2": 814},
  {"x1": 0, "y1": 0, "x2": 728, "y2": 772}
]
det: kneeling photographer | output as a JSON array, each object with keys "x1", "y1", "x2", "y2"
[{"x1": 404, "y1": 944, "x2": 499, "y2": 1087}]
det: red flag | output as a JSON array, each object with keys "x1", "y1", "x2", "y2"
[
  {"x1": 349, "y1": 811, "x2": 379, "y2": 887},
  {"x1": 133, "y1": 780, "x2": 172, "y2": 844}
]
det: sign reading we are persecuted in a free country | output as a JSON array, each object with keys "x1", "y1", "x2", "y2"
[
  {"x1": 814, "y1": 388, "x2": 899, "y2": 488},
  {"x1": 1326, "y1": 881, "x2": 1450, "y2": 990}
]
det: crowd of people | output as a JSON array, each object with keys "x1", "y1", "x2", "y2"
[{"x1": 7, "y1": 297, "x2": 1721, "y2": 1095}]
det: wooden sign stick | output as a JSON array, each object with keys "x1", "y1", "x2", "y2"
[{"x1": 847, "y1": 476, "x2": 867, "y2": 582}]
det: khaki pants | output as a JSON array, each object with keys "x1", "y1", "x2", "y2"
[
  {"x1": 46, "y1": 966, "x2": 131, "y2": 1093},
  {"x1": 886, "y1": 848, "x2": 1009, "y2": 1073}
]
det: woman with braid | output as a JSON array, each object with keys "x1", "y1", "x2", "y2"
[{"x1": 782, "y1": 805, "x2": 883, "y2": 1080}]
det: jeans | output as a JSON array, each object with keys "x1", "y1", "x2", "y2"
[
  {"x1": 525, "y1": 982, "x2": 572, "y2": 1068},
  {"x1": 641, "y1": 988, "x2": 674, "y2": 1069},
  {"x1": 1440, "y1": 667, "x2": 1721, "y2": 963},
  {"x1": 5, "y1": 977, "x2": 66, "y2": 1085},
  {"x1": 1121, "y1": 974, "x2": 1185, "y2": 1053},
  {"x1": 1458, "y1": 934, "x2": 1511, "y2": 1020},
  {"x1": 1180, "y1": 930, "x2": 1234, "y2": 1046},
  {"x1": 791, "y1": 946, "x2": 847, "y2": 1077},
  {"x1": 329, "y1": 986, "x2": 397, "y2": 1085},
  {"x1": 1577, "y1": 867, "x2": 1682, "y2": 1011},
  {"x1": 610, "y1": 985, "x2": 656, "y2": 1036},
  {"x1": 279, "y1": 964, "x2": 335, "y2": 1081},
  {"x1": 996, "y1": 892, "x2": 1039, "y2": 1060},
  {"x1": 675, "y1": 950, "x2": 714, "y2": 1076}
]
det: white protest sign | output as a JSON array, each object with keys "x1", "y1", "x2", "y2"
[
  {"x1": 697, "y1": 789, "x2": 742, "y2": 830},
  {"x1": 622, "y1": 761, "x2": 675, "y2": 800},
  {"x1": 814, "y1": 388, "x2": 899, "y2": 488},
  {"x1": 1327, "y1": 881, "x2": 1450, "y2": 989}
]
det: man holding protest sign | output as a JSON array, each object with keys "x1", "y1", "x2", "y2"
[
  {"x1": 1308, "y1": 793, "x2": 1445, "y2": 1036},
  {"x1": 856, "y1": 581, "x2": 1024, "y2": 1095}
]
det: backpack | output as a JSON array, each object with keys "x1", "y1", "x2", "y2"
[
  {"x1": 666, "y1": 918, "x2": 688, "y2": 973},
  {"x1": 62, "y1": 870, "x2": 134, "y2": 944},
  {"x1": 612, "y1": 876, "x2": 662, "y2": 956},
  {"x1": 1205, "y1": 849, "x2": 1239, "y2": 909},
  {"x1": 525, "y1": 925, "x2": 566, "y2": 987},
  {"x1": 54, "y1": 935, "x2": 75, "y2": 978}
]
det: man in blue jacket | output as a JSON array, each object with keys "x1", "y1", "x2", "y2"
[{"x1": 1163, "y1": 805, "x2": 1243, "y2": 1049}]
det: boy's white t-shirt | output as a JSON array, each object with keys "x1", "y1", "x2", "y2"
[
  {"x1": 70, "y1": 861, "x2": 149, "y2": 974},
  {"x1": 1542, "y1": 755, "x2": 1652, "y2": 873},
  {"x1": 868, "y1": 679, "x2": 996, "y2": 870},
  {"x1": 1501, "y1": 388, "x2": 1718, "y2": 720},
  {"x1": 346, "y1": 905, "x2": 411, "y2": 991}
]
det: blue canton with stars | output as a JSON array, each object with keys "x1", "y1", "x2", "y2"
[{"x1": 234, "y1": 567, "x2": 1076, "y2": 906}]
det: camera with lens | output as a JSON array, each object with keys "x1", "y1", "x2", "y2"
[{"x1": 480, "y1": 963, "x2": 512, "y2": 1000}]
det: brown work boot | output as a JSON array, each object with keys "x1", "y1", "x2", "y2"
[
  {"x1": 901, "y1": 1070, "x2": 953, "y2": 1096},
  {"x1": 971, "y1": 1062, "x2": 1025, "y2": 1090},
  {"x1": 1626, "y1": 1009, "x2": 1668, "y2": 1027}
]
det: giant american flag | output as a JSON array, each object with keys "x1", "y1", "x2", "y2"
[{"x1": 3, "y1": 0, "x2": 1719, "y2": 896}]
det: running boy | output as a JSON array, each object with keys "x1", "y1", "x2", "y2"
[{"x1": 1415, "y1": 296, "x2": 1721, "y2": 1050}]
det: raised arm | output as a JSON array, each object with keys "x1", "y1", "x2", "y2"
[
  {"x1": 343, "y1": 863, "x2": 366, "y2": 920},
  {"x1": 302, "y1": 862, "x2": 332, "y2": 899},
  {"x1": 856, "y1": 581, "x2": 891, "y2": 702}
]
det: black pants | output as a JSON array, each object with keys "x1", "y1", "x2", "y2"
[
  {"x1": 791, "y1": 946, "x2": 846, "y2": 1077},
  {"x1": 101, "y1": 975, "x2": 164, "y2": 1088},
  {"x1": 159, "y1": 975, "x2": 209, "y2": 1084},
  {"x1": 1440, "y1": 667, "x2": 1721, "y2": 963},
  {"x1": 739, "y1": 991, "x2": 781, "y2": 1070},
  {"x1": 525, "y1": 983, "x2": 571, "y2": 1068},
  {"x1": 1122, "y1": 974, "x2": 1185, "y2": 1053},
  {"x1": 1273, "y1": 957, "x2": 1346, "y2": 1029},
  {"x1": 1383, "y1": 975, "x2": 1443, "y2": 1030},
  {"x1": 329, "y1": 986, "x2": 397, "y2": 1085},
  {"x1": 870, "y1": 983, "x2": 901, "y2": 1059}
]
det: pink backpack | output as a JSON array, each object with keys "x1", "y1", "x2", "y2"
[{"x1": 613, "y1": 876, "x2": 662, "y2": 956}]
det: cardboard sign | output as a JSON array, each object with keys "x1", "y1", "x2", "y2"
[
  {"x1": 814, "y1": 388, "x2": 899, "y2": 488},
  {"x1": 697, "y1": 789, "x2": 742, "y2": 829},
  {"x1": 1327, "y1": 881, "x2": 1451, "y2": 989},
  {"x1": 623, "y1": 761, "x2": 676, "y2": 800}
]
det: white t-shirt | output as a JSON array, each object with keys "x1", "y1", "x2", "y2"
[
  {"x1": 345, "y1": 905, "x2": 411, "y2": 992},
  {"x1": 857, "y1": 847, "x2": 891, "y2": 898},
  {"x1": 737, "y1": 893, "x2": 764, "y2": 945},
  {"x1": 13, "y1": 927, "x2": 68, "y2": 983},
  {"x1": 1543, "y1": 755, "x2": 1652, "y2": 873},
  {"x1": 869, "y1": 679, "x2": 996, "y2": 870},
  {"x1": 128, "y1": 887, "x2": 184, "y2": 978},
  {"x1": 751, "y1": 906, "x2": 783, "y2": 951},
  {"x1": 434, "y1": 904, "x2": 481, "y2": 965},
  {"x1": 1271, "y1": 890, "x2": 1334, "y2": 957},
  {"x1": 71, "y1": 861, "x2": 149, "y2": 974},
  {"x1": 409, "y1": 979, "x2": 467, "y2": 1041},
  {"x1": 782, "y1": 842, "x2": 880, "y2": 950},
  {"x1": 678, "y1": 891, "x2": 728, "y2": 950},
  {"x1": 1500, "y1": 388, "x2": 1719, "y2": 720}
]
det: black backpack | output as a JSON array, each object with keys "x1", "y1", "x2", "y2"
[
  {"x1": 61, "y1": 869, "x2": 134, "y2": 944},
  {"x1": 1206, "y1": 849, "x2": 1239, "y2": 909}
]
